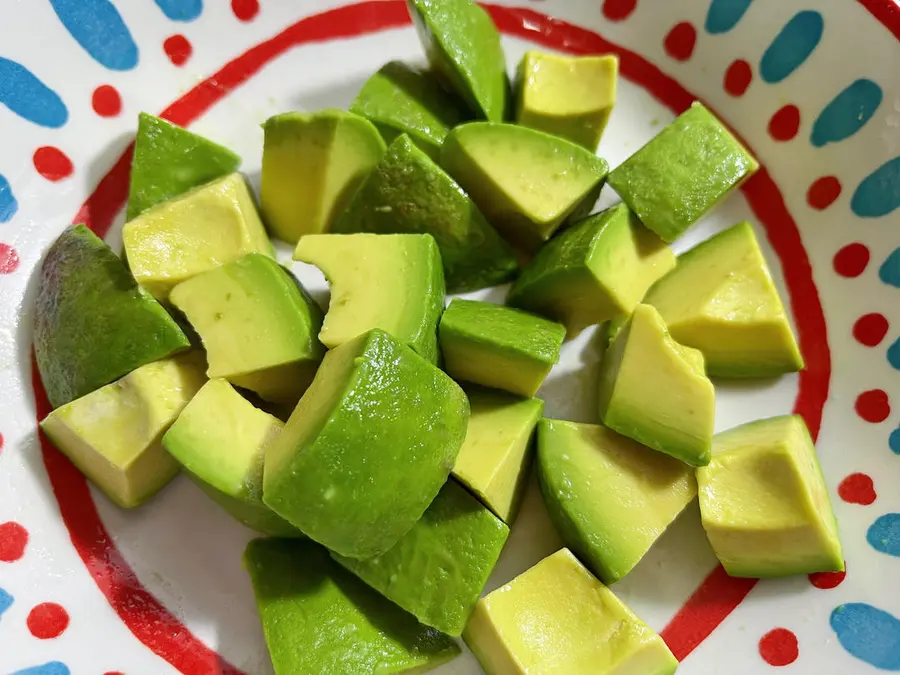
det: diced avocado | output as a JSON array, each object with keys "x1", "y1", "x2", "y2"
[
  {"x1": 169, "y1": 253, "x2": 324, "y2": 406},
  {"x1": 162, "y1": 379, "x2": 299, "y2": 536},
  {"x1": 407, "y1": 0, "x2": 507, "y2": 122},
  {"x1": 260, "y1": 110, "x2": 385, "y2": 244},
  {"x1": 333, "y1": 479, "x2": 509, "y2": 637},
  {"x1": 439, "y1": 299, "x2": 565, "y2": 397},
  {"x1": 537, "y1": 419, "x2": 697, "y2": 584},
  {"x1": 245, "y1": 538, "x2": 460, "y2": 675},
  {"x1": 515, "y1": 51, "x2": 618, "y2": 151},
  {"x1": 263, "y1": 329, "x2": 469, "y2": 559},
  {"x1": 126, "y1": 112, "x2": 241, "y2": 221},
  {"x1": 332, "y1": 134, "x2": 517, "y2": 292},
  {"x1": 608, "y1": 101, "x2": 758, "y2": 242},
  {"x1": 697, "y1": 415, "x2": 843, "y2": 578},
  {"x1": 441, "y1": 122, "x2": 609, "y2": 250},
  {"x1": 453, "y1": 388, "x2": 543, "y2": 524},
  {"x1": 463, "y1": 548, "x2": 678, "y2": 675},
  {"x1": 599, "y1": 304, "x2": 715, "y2": 466},
  {"x1": 507, "y1": 204, "x2": 675, "y2": 336},
  {"x1": 294, "y1": 233, "x2": 444, "y2": 364},
  {"x1": 34, "y1": 224, "x2": 191, "y2": 408},
  {"x1": 350, "y1": 61, "x2": 470, "y2": 161},
  {"x1": 40, "y1": 353, "x2": 206, "y2": 508}
]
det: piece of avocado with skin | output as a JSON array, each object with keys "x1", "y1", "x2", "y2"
[
  {"x1": 332, "y1": 478, "x2": 509, "y2": 637},
  {"x1": 537, "y1": 419, "x2": 697, "y2": 584},
  {"x1": 244, "y1": 538, "x2": 460, "y2": 675},
  {"x1": 464, "y1": 548, "x2": 678, "y2": 675},
  {"x1": 294, "y1": 233, "x2": 444, "y2": 364},
  {"x1": 260, "y1": 110, "x2": 385, "y2": 244},
  {"x1": 439, "y1": 299, "x2": 565, "y2": 398},
  {"x1": 507, "y1": 204, "x2": 675, "y2": 336},
  {"x1": 34, "y1": 224, "x2": 191, "y2": 409},
  {"x1": 697, "y1": 415, "x2": 843, "y2": 578},
  {"x1": 40, "y1": 352, "x2": 206, "y2": 508},
  {"x1": 170, "y1": 253, "x2": 324, "y2": 406},
  {"x1": 263, "y1": 329, "x2": 469, "y2": 560},
  {"x1": 441, "y1": 122, "x2": 609, "y2": 251}
]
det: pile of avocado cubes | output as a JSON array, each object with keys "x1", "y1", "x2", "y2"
[{"x1": 33, "y1": 0, "x2": 845, "y2": 673}]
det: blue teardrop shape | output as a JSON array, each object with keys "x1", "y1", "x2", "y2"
[
  {"x1": 830, "y1": 603, "x2": 900, "y2": 671},
  {"x1": 868, "y1": 513, "x2": 900, "y2": 557},
  {"x1": 811, "y1": 79, "x2": 883, "y2": 147},
  {"x1": 705, "y1": 0, "x2": 754, "y2": 34},
  {"x1": 852, "y1": 157, "x2": 900, "y2": 218},
  {"x1": 759, "y1": 11, "x2": 823, "y2": 83},
  {"x1": 0, "y1": 174, "x2": 18, "y2": 223},
  {"x1": 49, "y1": 0, "x2": 138, "y2": 71},
  {"x1": 153, "y1": 0, "x2": 203, "y2": 22},
  {"x1": 12, "y1": 664, "x2": 71, "y2": 675},
  {"x1": 0, "y1": 58, "x2": 68, "y2": 128}
]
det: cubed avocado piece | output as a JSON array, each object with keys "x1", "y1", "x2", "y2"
[
  {"x1": 169, "y1": 253, "x2": 324, "y2": 407},
  {"x1": 260, "y1": 110, "x2": 385, "y2": 244},
  {"x1": 507, "y1": 204, "x2": 675, "y2": 336},
  {"x1": 599, "y1": 304, "x2": 715, "y2": 466},
  {"x1": 34, "y1": 224, "x2": 191, "y2": 409},
  {"x1": 40, "y1": 353, "x2": 206, "y2": 508},
  {"x1": 263, "y1": 329, "x2": 469, "y2": 559},
  {"x1": 463, "y1": 548, "x2": 678, "y2": 675},
  {"x1": 245, "y1": 538, "x2": 460, "y2": 675},
  {"x1": 439, "y1": 299, "x2": 565, "y2": 397},
  {"x1": 294, "y1": 233, "x2": 444, "y2": 364},
  {"x1": 126, "y1": 112, "x2": 241, "y2": 221},
  {"x1": 123, "y1": 173, "x2": 274, "y2": 301},
  {"x1": 162, "y1": 379, "x2": 299, "y2": 536},
  {"x1": 332, "y1": 134, "x2": 517, "y2": 292},
  {"x1": 697, "y1": 415, "x2": 843, "y2": 578},
  {"x1": 537, "y1": 419, "x2": 697, "y2": 584},
  {"x1": 441, "y1": 122, "x2": 609, "y2": 251},
  {"x1": 453, "y1": 388, "x2": 543, "y2": 524},
  {"x1": 333, "y1": 479, "x2": 509, "y2": 637},
  {"x1": 515, "y1": 51, "x2": 618, "y2": 151},
  {"x1": 608, "y1": 101, "x2": 759, "y2": 242}
]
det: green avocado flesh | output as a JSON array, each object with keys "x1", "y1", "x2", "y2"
[
  {"x1": 263, "y1": 329, "x2": 469, "y2": 560},
  {"x1": 599, "y1": 304, "x2": 715, "y2": 467},
  {"x1": 464, "y1": 548, "x2": 678, "y2": 675},
  {"x1": 245, "y1": 538, "x2": 460, "y2": 675},
  {"x1": 34, "y1": 224, "x2": 191, "y2": 409},
  {"x1": 294, "y1": 233, "x2": 444, "y2": 364},
  {"x1": 607, "y1": 101, "x2": 758, "y2": 243},
  {"x1": 169, "y1": 253, "x2": 324, "y2": 406},
  {"x1": 537, "y1": 419, "x2": 697, "y2": 584},
  {"x1": 441, "y1": 122, "x2": 609, "y2": 250},
  {"x1": 697, "y1": 415, "x2": 843, "y2": 578},
  {"x1": 333, "y1": 479, "x2": 509, "y2": 637},
  {"x1": 127, "y1": 112, "x2": 241, "y2": 221},
  {"x1": 332, "y1": 133, "x2": 517, "y2": 292},
  {"x1": 41, "y1": 353, "x2": 206, "y2": 508},
  {"x1": 260, "y1": 110, "x2": 385, "y2": 244}
]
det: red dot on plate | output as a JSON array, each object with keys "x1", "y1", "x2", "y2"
[
  {"x1": 92, "y1": 85, "x2": 122, "y2": 117},
  {"x1": 855, "y1": 389, "x2": 890, "y2": 423},
  {"x1": 602, "y1": 0, "x2": 637, "y2": 21},
  {"x1": 664, "y1": 22, "x2": 697, "y2": 61},
  {"x1": 163, "y1": 34, "x2": 192, "y2": 66},
  {"x1": 33, "y1": 146, "x2": 73, "y2": 181},
  {"x1": 759, "y1": 628, "x2": 799, "y2": 667},
  {"x1": 809, "y1": 567, "x2": 847, "y2": 589},
  {"x1": 833, "y1": 243, "x2": 870, "y2": 278},
  {"x1": 0, "y1": 521, "x2": 28, "y2": 562},
  {"x1": 838, "y1": 473, "x2": 877, "y2": 505},
  {"x1": 724, "y1": 59, "x2": 752, "y2": 96},
  {"x1": 27, "y1": 602, "x2": 70, "y2": 639},
  {"x1": 853, "y1": 313, "x2": 889, "y2": 347},
  {"x1": 768, "y1": 105, "x2": 800, "y2": 141},
  {"x1": 0, "y1": 244, "x2": 19, "y2": 275},
  {"x1": 231, "y1": 0, "x2": 259, "y2": 21},
  {"x1": 806, "y1": 176, "x2": 842, "y2": 210}
]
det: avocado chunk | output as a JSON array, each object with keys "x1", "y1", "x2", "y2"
[
  {"x1": 439, "y1": 299, "x2": 565, "y2": 397},
  {"x1": 407, "y1": 0, "x2": 507, "y2": 122},
  {"x1": 263, "y1": 329, "x2": 469, "y2": 559},
  {"x1": 332, "y1": 134, "x2": 517, "y2": 292},
  {"x1": 507, "y1": 204, "x2": 675, "y2": 336},
  {"x1": 126, "y1": 112, "x2": 241, "y2": 221},
  {"x1": 537, "y1": 419, "x2": 697, "y2": 584},
  {"x1": 294, "y1": 233, "x2": 444, "y2": 364},
  {"x1": 515, "y1": 51, "x2": 618, "y2": 151},
  {"x1": 350, "y1": 61, "x2": 469, "y2": 161},
  {"x1": 34, "y1": 224, "x2": 191, "y2": 409},
  {"x1": 697, "y1": 415, "x2": 843, "y2": 578},
  {"x1": 170, "y1": 253, "x2": 324, "y2": 406},
  {"x1": 599, "y1": 304, "x2": 715, "y2": 466},
  {"x1": 40, "y1": 353, "x2": 206, "y2": 508},
  {"x1": 333, "y1": 479, "x2": 509, "y2": 637},
  {"x1": 162, "y1": 379, "x2": 299, "y2": 536},
  {"x1": 441, "y1": 122, "x2": 609, "y2": 250},
  {"x1": 245, "y1": 538, "x2": 460, "y2": 675},
  {"x1": 463, "y1": 548, "x2": 678, "y2": 675},
  {"x1": 608, "y1": 101, "x2": 758, "y2": 242},
  {"x1": 260, "y1": 110, "x2": 385, "y2": 244}
]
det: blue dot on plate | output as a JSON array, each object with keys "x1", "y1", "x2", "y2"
[
  {"x1": 811, "y1": 79, "x2": 883, "y2": 147},
  {"x1": 879, "y1": 248, "x2": 900, "y2": 287},
  {"x1": 888, "y1": 337, "x2": 900, "y2": 371},
  {"x1": 705, "y1": 0, "x2": 754, "y2": 34},
  {"x1": 890, "y1": 428, "x2": 900, "y2": 455},
  {"x1": 0, "y1": 57, "x2": 68, "y2": 128},
  {"x1": 0, "y1": 174, "x2": 17, "y2": 223},
  {"x1": 759, "y1": 10, "x2": 824, "y2": 84},
  {"x1": 49, "y1": 0, "x2": 138, "y2": 71},
  {"x1": 831, "y1": 603, "x2": 900, "y2": 671},
  {"x1": 853, "y1": 156, "x2": 900, "y2": 218},
  {"x1": 12, "y1": 663, "x2": 71, "y2": 675},
  {"x1": 153, "y1": 0, "x2": 202, "y2": 22},
  {"x1": 0, "y1": 587, "x2": 13, "y2": 618},
  {"x1": 868, "y1": 513, "x2": 900, "y2": 557}
]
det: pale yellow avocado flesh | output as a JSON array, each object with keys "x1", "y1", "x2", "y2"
[
  {"x1": 40, "y1": 352, "x2": 207, "y2": 508},
  {"x1": 463, "y1": 548, "x2": 678, "y2": 675}
]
